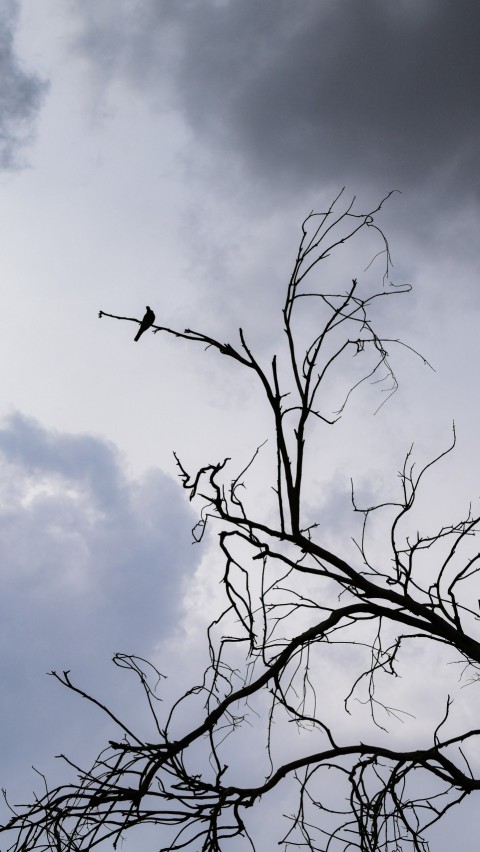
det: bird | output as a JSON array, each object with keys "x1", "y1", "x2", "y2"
[{"x1": 134, "y1": 306, "x2": 155, "y2": 342}]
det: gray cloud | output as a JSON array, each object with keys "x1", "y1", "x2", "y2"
[
  {"x1": 72, "y1": 0, "x2": 480, "y2": 199},
  {"x1": 0, "y1": 1, "x2": 48, "y2": 168},
  {"x1": 0, "y1": 412, "x2": 199, "y2": 656},
  {"x1": 0, "y1": 413, "x2": 203, "y2": 799}
]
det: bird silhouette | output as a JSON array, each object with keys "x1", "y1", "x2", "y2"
[{"x1": 134, "y1": 306, "x2": 155, "y2": 342}]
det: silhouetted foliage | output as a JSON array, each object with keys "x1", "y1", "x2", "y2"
[{"x1": 3, "y1": 191, "x2": 480, "y2": 852}]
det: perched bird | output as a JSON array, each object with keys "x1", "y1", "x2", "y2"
[{"x1": 134, "y1": 306, "x2": 155, "y2": 342}]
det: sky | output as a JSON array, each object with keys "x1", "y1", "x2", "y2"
[{"x1": 0, "y1": 1, "x2": 480, "y2": 849}]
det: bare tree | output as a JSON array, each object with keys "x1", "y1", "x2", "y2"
[{"x1": 3, "y1": 191, "x2": 480, "y2": 852}]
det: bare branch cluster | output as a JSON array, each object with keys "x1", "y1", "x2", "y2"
[{"x1": 3, "y1": 192, "x2": 479, "y2": 852}]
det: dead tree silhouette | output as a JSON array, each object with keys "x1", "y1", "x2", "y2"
[{"x1": 4, "y1": 191, "x2": 480, "y2": 852}]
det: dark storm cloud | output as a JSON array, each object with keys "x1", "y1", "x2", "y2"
[
  {"x1": 73, "y1": 0, "x2": 480, "y2": 197},
  {"x1": 0, "y1": 0, "x2": 48, "y2": 168}
]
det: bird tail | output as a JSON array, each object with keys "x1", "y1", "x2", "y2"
[{"x1": 134, "y1": 329, "x2": 142, "y2": 342}]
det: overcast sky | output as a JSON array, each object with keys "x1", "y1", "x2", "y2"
[{"x1": 1, "y1": 2, "x2": 480, "y2": 849}]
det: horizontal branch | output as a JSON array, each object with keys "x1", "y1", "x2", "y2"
[{"x1": 98, "y1": 310, "x2": 254, "y2": 368}]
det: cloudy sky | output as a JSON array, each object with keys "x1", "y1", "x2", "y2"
[{"x1": 1, "y1": 1, "x2": 479, "y2": 849}]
